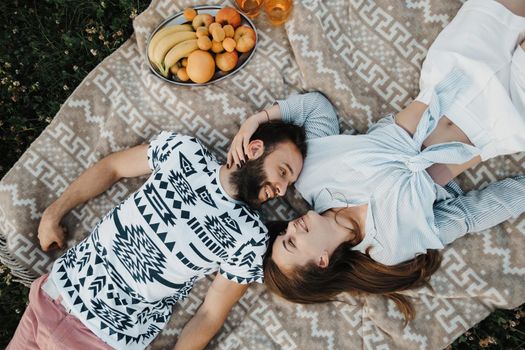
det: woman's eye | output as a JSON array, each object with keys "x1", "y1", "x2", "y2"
[
  {"x1": 280, "y1": 168, "x2": 286, "y2": 177},
  {"x1": 289, "y1": 239, "x2": 295, "y2": 248}
]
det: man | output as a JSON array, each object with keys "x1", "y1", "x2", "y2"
[{"x1": 9, "y1": 122, "x2": 306, "y2": 350}]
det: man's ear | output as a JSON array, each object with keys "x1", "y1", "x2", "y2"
[
  {"x1": 318, "y1": 251, "x2": 329, "y2": 268},
  {"x1": 246, "y1": 139, "x2": 265, "y2": 160}
]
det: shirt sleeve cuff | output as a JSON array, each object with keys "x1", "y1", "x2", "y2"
[{"x1": 275, "y1": 99, "x2": 294, "y2": 125}]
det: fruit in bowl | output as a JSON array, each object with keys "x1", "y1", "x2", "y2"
[
  {"x1": 216, "y1": 51, "x2": 239, "y2": 72},
  {"x1": 234, "y1": 26, "x2": 256, "y2": 53},
  {"x1": 192, "y1": 14, "x2": 214, "y2": 30},
  {"x1": 222, "y1": 38, "x2": 236, "y2": 52},
  {"x1": 147, "y1": 6, "x2": 256, "y2": 84},
  {"x1": 215, "y1": 7, "x2": 241, "y2": 28},
  {"x1": 187, "y1": 50, "x2": 216, "y2": 83}
]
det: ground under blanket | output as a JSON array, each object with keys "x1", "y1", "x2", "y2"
[{"x1": 1, "y1": 0, "x2": 523, "y2": 349}]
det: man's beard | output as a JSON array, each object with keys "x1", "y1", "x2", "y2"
[{"x1": 230, "y1": 155, "x2": 269, "y2": 209}]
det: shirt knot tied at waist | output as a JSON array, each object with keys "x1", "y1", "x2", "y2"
[
  {"x1": 406, "y1": 68, "x2": 480, "y2": 173},
  {"x1": 405, "y1": 141, "x2": 480, "y2": 173}
]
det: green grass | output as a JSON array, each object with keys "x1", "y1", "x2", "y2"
[
  {"x1": 0, "y1": 0, "x2": 150, "y2": 347},
  {"x1": 0, "y1": 1, "x2": 523, "y2": 349}
]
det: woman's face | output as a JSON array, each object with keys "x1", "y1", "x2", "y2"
[{"x1": 271, "y1": 210, "x2": 339, "y2": 272}]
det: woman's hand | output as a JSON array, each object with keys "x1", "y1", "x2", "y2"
[
  {"x1": 38, "y1": 209, "x2": 66, "y2": 252},
  {"x1": 227, "y1": 112, "x2": 268, "y2": 168}
]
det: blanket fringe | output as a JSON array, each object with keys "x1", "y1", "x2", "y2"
[{"x1": 0, "y1": 233, "x2": 37, "y2": 287}]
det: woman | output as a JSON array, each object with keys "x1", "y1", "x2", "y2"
[{"x1": 227, "y1": 0, "x2": 525, "y2": 319}]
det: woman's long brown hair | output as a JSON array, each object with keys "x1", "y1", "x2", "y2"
[{"x1": 263, "y1": 221, "x2": 442, "y2": 322}]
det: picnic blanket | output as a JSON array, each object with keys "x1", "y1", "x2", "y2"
[{"x1": 1, "y1": 0, "x2": 524, "y2": 349}]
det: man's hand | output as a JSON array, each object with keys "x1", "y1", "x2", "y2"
[
  {"x1": 37, "y1": 144, "x2": 151, "y2": 252},
  {"x1": 174, "y1": 273, "x2": 250, "y2": 350},
  {"x1": 38, "y1": 210, "x2": 66, "y2": 251}
]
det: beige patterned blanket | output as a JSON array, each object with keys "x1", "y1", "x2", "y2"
[{"x1": 1, "y1": 0, "x2": 524, "y2": 349}]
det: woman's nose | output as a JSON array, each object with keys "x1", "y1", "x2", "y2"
[{"x1": 285, "y1": 220, "x2": 295, "y2": 235}]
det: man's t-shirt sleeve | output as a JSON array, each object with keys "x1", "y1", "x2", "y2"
[
  {"x1": 147, "y1": 131, "x2": 184, "y2": 171},
  {"x1": 219, "y1": 234, "x2": 268, "y2": 285}
]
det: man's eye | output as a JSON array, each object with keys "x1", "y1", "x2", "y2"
[{"x1": 280, "y1": 168, "x2": 286, "y2": 177}]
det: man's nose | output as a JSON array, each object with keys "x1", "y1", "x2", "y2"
[{"x1": 275, "y1": 181, "x2": 288, "y2": 197}]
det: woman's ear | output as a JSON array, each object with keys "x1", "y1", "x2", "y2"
[
  {"x1": 318, "y1": 251, "x2": 330, "y2": 268},
  {"x1": 246, "y1": 139, "x2": 265, "y2": 160}
]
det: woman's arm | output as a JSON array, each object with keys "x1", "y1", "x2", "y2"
[
  {"x1": 227, "y1": 92, "x2": 339, "y2": 167},
  {"x1": 433, "y1": 176, "x2": 525, "y2": 244},
  {"x1": 276, "y1": 92, "x2": 339, "y2": 138}
]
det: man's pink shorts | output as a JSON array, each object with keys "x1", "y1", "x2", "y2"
[{"x1": 7, "y1": 273, "x2": 112, "y2": 350}]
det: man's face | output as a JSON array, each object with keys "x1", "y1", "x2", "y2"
[{"x1": 231, "y1": 141, "x2": 304, "y2": 208}]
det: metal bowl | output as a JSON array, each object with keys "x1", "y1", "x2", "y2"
[{"x1": 146, "y1": 5, "x2": 257, "y2": 86}]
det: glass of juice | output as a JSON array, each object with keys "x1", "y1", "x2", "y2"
[
  {"x1": 264, "y1": 0, "x2": 293, "y2": 25},
  {"x1": 235, "y1": 0, "x2": 266, "y2": 19}
]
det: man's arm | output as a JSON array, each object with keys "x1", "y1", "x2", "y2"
[
  {"x1": 38, "y1": 144, "x2": 151, "y2": 251},
  {"x1": 174, "y1": 273, "x2": 249, "y2": 350}
]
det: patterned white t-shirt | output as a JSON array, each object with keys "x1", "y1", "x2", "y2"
[{"x1": 50, "y1": 132, "x2": 268, "y2": 349}]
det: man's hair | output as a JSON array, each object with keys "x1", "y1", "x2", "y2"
[{"x1": 251, "y1": 121, "x2": 307, "y2": 158}]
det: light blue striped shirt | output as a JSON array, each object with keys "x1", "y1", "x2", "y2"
[{"x1": 276, "y1": 71, "x2": 525, "y2": 265}]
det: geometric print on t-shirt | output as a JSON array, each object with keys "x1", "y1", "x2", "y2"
[
  {"x1": 112, "y1": 207, "x2": 187, "y2": 289},
  {"x1": 50, "y1": 131, "x2": 268, "y2": 350}
]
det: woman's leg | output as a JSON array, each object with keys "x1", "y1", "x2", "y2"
[
  {"x1": 414, "y1": 0, "x2": 525, "y2": 186},
  {"x1": 509, "y1": 40, "x2": 525, "y2": 115},
  {"x1": 422, "y1": 42, "x2": 525, "y2": 186},
  {"x1": 428, "y1": 41, "x2": 525, "y2": 186},
  {"x1": 495, "y1": 0, "x2": 525, "y2": 113},
  {"x1": 496, "y1": 0, "x2": 525, "y2": 17}
]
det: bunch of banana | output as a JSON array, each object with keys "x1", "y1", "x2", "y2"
[{"x1": 147, "y1": 24, "x2": 199, "y2": 77}]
